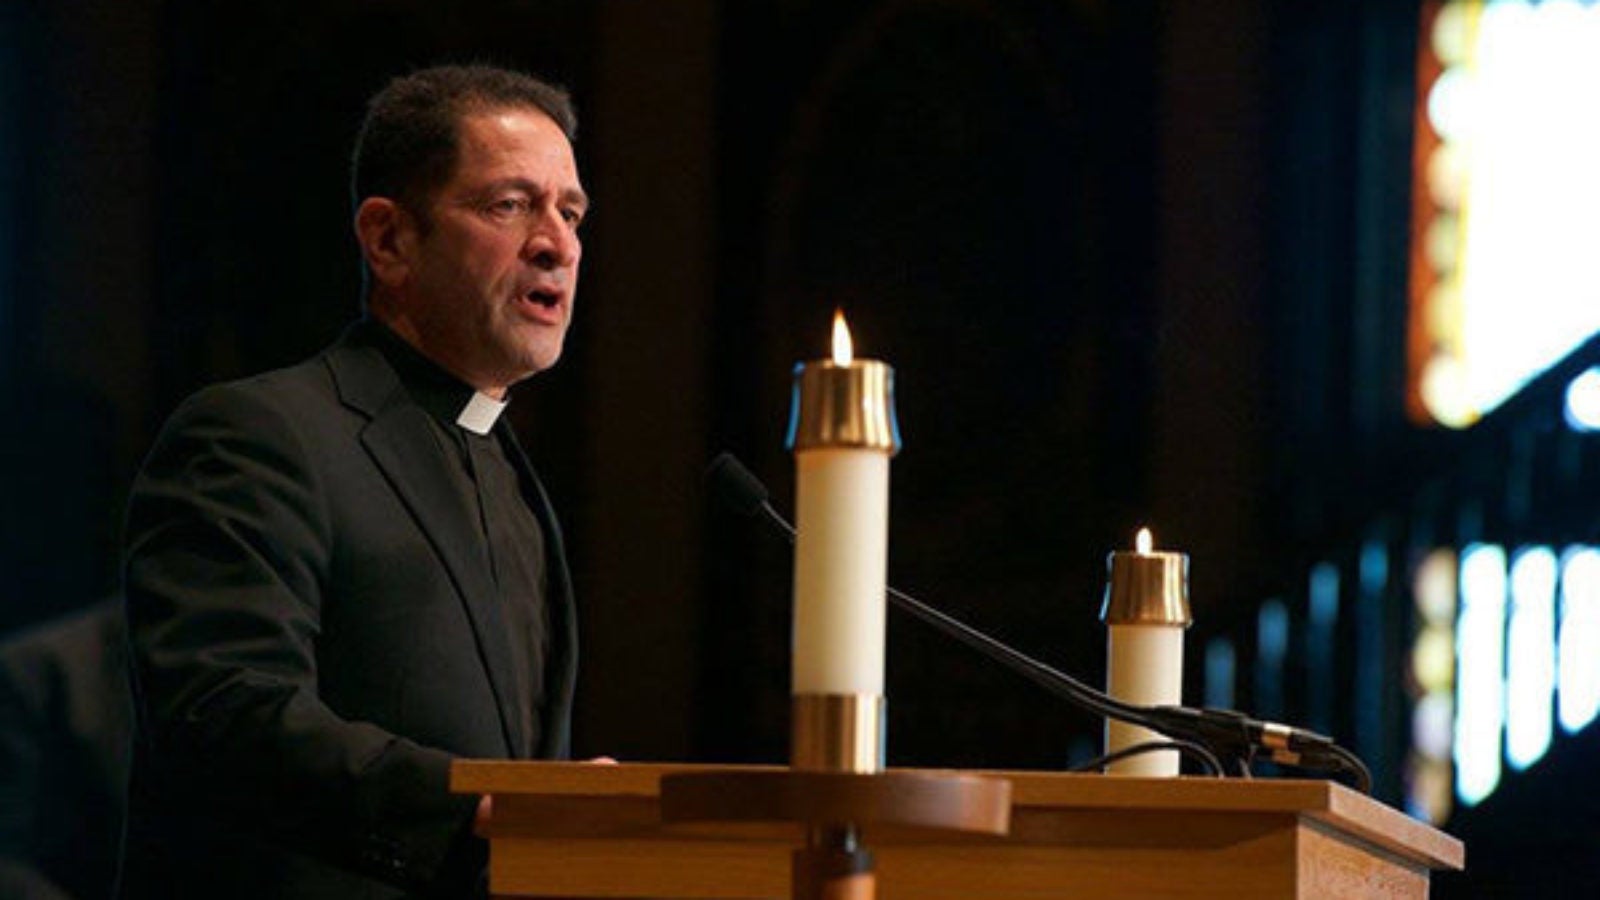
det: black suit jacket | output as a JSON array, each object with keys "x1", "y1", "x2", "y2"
[{"x1": 119, "y1": 322, "x2": 577, "y2": 898}]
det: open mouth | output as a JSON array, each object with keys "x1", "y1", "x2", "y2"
[
  {"x1": 524, "y1": 286, "x2": 561, "y2": 308},
  {"x1": 521, "y1": 286, "x2": 566, "y2": 315}
]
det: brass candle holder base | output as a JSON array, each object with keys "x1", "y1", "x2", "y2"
[{"x1": 791, "y1": 693, "x2": 884, "y2": 773}]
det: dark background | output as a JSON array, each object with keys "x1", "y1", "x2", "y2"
[{"x1": 2, "y1": 0, "x2": 1592, "y2": 894}]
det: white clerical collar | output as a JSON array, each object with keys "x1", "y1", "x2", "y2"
[{"x1": 455, "y1": 392, "x2": 508, "y2": 435}]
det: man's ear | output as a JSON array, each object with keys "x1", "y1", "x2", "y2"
[{"x1": 354, "y1": 197, "x2": 418, "y2": 289}]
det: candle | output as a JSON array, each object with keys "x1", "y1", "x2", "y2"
[
  {"x1": 1101, "y1": 527, "x2": 1192, "y2": 776},
  {"x1": 786, "y1": 310, "x2": 900, "y2": 771},
  {"x1": 792, "y1": 449, "x2": 889, "y2": 694}
]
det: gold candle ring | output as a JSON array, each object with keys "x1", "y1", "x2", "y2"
[
  {"x1": 786, "y1": 360, "x2": 901, "y2": 454},
  {"x1": 1101, "y1": 551, "x2": 1191, "y2": 627}
]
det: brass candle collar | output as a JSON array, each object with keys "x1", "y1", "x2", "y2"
[
  {"x1": 792, "y1": 694, "x2": 885, "y2": 773},
  {"x1": 1101, "y1": 551, "x2": 1192, "y2": 627},
  {"x1": 786, "y1": 361, "x2": 901, "y2": 454}
]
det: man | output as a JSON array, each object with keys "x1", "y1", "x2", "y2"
[
  {"x1": 120, "y1": 64, "x2": 587, "y2": 898},
  {"x1": 0, "y1": 598, "x2": 131, "y2": 900}
]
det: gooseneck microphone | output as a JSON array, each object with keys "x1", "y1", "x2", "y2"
[{"x1": 706, "y1": 451, "x2": 1373, "y2": 792}]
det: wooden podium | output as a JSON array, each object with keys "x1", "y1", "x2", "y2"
[{"x1": 453, "y1": 761, "x2": 1464, "y2": 899}]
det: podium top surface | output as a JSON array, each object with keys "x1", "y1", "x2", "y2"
[{"x1": 451, "y1": 760, "x2": 1463, "y2": 873}]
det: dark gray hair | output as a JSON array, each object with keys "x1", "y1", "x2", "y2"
[{"x1": 351, "y1": 63, "x2": 578, "y2": 219}]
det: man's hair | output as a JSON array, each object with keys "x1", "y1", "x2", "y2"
[{"x1": 351, "y1": 64, "x2": 578, "y2": 221}]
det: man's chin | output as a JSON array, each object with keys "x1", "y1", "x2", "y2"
[{"x1": 510, "y1": 345, "x2": 565, "y2": 382}]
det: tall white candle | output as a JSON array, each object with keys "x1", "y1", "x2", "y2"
[
  {"x1": 788, "y1": 312, "x2": 899, "y2": 697},
  {"x1": 793, "y1": 449, "x2": 890, "y2": 694}
]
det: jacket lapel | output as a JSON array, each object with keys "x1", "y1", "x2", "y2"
[{"x1": 325, "y1": 332, "x2": 527, "y2": 757}]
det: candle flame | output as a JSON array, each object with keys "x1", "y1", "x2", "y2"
[
  {"x1": 1135, "y1": 528, "x2": 1153, "y2": 554},
  {"x1": 831, "y1": 309, "x2": 854, "y2": 366}
]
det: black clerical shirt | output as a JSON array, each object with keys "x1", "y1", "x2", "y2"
[{"x1": 368, "y1": 324, "x2": 550, "y2": 757}]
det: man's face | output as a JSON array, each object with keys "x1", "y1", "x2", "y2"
[{"x1": 399, "y1": 107, "x2": 587, "y2": 395}]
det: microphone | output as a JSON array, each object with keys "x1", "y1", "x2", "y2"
[
  {"x1": 705, "y1": 451, "x2": 1372, "y2": 791},
  {"x1": 707, "y1": 452, "x2": 795, "y2": 539}
]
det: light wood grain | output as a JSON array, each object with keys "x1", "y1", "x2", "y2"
[{"x1": 452, "y1": 761, "x2": 1464, "y2": 899}]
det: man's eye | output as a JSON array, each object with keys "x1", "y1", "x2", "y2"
[
  {"x1": 561, "y1": 207, "x2": 585, "y2": 227},
  {"x1": 487, "y1": 197, "x2": 530, "y2": 216}
]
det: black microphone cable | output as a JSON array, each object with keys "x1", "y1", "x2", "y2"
[{"x1": 706, "y1": 451, "x2": 1374, "y2": 793}]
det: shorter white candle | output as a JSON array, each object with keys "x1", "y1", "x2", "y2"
[{"x1": 1103, "y1": 527, "x2": 1190, "y2": 776}]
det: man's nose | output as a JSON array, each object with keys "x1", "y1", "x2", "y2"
[{"x1": 523, "y1": 210, "x2": 580, "y2": 268}]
